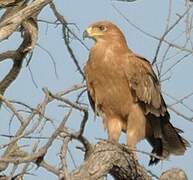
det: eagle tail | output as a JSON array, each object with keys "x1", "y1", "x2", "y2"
[
  {"x1": 148, "y1": 114, "x2": 190, "y2": 165},
  {"x1": 161, "y1": 120, "x2": 189, "y2": 155},
  {"x1": 148, "y1": 138, "x2": 163, "y2": 165}
]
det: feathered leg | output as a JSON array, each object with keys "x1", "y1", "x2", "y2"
[
  {"x1": 106, "y1": 117, "x2": 122, "y2": 142},
  {"x1": 126, "y1": 104, "x2": 146, "y2": 161}
]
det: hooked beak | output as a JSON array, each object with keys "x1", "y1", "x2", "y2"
[
  {"x1": 83, "y1": 30, "x2": 89, "y2": 40},
  {"x1": 83, "y1": 27, "x2": 92, "y2": 40}
]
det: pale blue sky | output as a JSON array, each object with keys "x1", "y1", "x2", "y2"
[{"x1": 1, "y1": 0, "x2": 193, "y2": 179}]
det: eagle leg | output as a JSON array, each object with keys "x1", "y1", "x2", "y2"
[
  {"x1": 106, "y1": 117, "x2": 122, "y2": 142},
  {"x1": 126, "y1": 104, "x2": 146, "y2": 161},
  {"x1": 126, "y1": 128, "x2": 138, "y2": 162}
]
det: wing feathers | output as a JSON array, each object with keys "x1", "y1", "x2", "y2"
[{"x1": 125, "y1": 55, "x2": 165, "y2": 116}]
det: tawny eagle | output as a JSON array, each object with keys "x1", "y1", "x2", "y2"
[{"x1": 83, "y1": 21, "x2": 189, "y2": 164}]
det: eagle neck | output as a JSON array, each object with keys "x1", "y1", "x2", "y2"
[{"x1": 90, "y1": 38, "x2": 129, "y2": 61}]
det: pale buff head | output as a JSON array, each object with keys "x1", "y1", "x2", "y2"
[{"x1": 83, "y1": 21, "x2": 127, "y2": 44}]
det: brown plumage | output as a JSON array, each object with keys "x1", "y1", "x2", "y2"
[{"x1": 83, "y1": 21, "x2": 189, "y2": 165}]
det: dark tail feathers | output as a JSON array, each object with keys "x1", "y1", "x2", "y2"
[
  {"x1": 149, "y1": 120, "x2": 190, "y2": 166},
  {"x1": 149, "y1": 138, "x2": 163, "y2": 165}
]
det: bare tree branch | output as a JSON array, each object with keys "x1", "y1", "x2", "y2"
[
  {"x1": 0, "y1": 0, "x2": 53, "y2": 41},
  {"x1": 0, "y1": 8, "x2": 38, "y2": 107},
  {"x1": 70, "y1": 140, "x2": 151, "y2": 180}
]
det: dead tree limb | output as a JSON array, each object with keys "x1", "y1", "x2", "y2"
[
  {"x1": 70, "y1": 140, "x2": 151, "y2": 180},
  {"x1": 0, "y1": 1, "x2": 38, "y2": 108},
  {"x1": 0, "y1": 0, "x2": 53, "y2": 41}
]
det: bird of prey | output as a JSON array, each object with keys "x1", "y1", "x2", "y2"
[{"x1": 83, "y1": 21, "x2": 189, "y2": 165}]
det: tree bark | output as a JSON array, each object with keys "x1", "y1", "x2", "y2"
[
  {"x1": 70, "y1": 140, "x2": 151, "y2": 180},
  {"x1": 68, "y1": 140, "x2": 188, "y2": 180}
]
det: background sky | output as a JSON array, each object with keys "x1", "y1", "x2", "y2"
[{"x1": 1, "y1": 0, "x2": 193, "y2": 179}]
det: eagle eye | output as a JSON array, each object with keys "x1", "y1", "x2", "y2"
[{"x1": 98, "y1": 25, "x2": 107, "y2": 31}]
